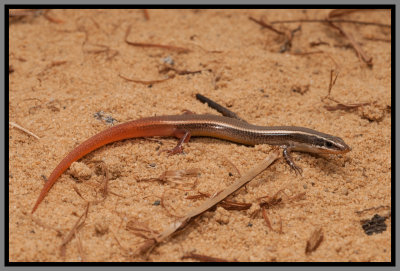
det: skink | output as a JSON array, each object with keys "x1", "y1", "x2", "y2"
[{"x1": 31, "y1": 114, "x2": 351, "y2": 213}]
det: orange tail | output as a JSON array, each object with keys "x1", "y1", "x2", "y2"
[{"x1": 32, "y1": 120, "x2": 176, "y2": 213}]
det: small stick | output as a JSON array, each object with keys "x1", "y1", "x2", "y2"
[
  {"x1": 328, "y1": 9, "x2": 380, "y2": 19},
  {"x1": 195, "y1": 94, "x2": 247, "y2": 122},
  {"x1": 60, "y1": 203, "x2": 90, "y2": 256},
  {"x1": 72, "y1": 184, "x2": 86, "y2": 201},
  {"x1": 126, "y1": 220, "x2": 160, "y2": 240},
  {"x1": 328, "y1": 21, "x2": 373, "y2": 66},
  {"x1": 125, "y1": 25, "x2": 191, "y2": 53},
  {"x1": 305, "y1": 227, "x2": 324, "y2": 254},
  {"x1": 182, "y1": 252, "x2": 233, "y2": 262},
  {"x1": 30, "y1": 216, "x2": 63, "y2": 236},
  {"x1": 159, "y1": 65, "x2": 202, "y2": 76},
  {"x1": 322, "y1": 69, "x2": 371, "y2": 111},
  {"x1": 138, "y1": 168, "x2": 199, "y2": 187},
  {"x1": 185, "y1": 191, "x2": 210, "y2": 200},
  {"x1": 43, "y1": 9, "x2": 64, "y2": 23},
  {"x1": 363, "y1": 35, "x2": 390, "y2": 42},
  {"x1": 270, "y1": 19, "x2": 390, "y2": 28},
  {"x1": 75, "y1": 231, "x2": 86, "y2": 262},
  {"x1": 258, "y1": 189, "x2": 305, "y2": 211},
  {"x1": 126, "y1": 41, "x2": 190, "y2": 53},
  {"x1": 49, "y1": 60, "x2": 67, "y2": 68},
  {"x1": 249, "y1": 16, "x2": 285, "y2": 35},
  {"x1": 219, "y1": 199, "x2": 252, "y2": 211},
  {"x1": 9, "y1": 9, "x2": 38, "y2": 17},
  {"x1": 9, "y1": 121, "x2": 40, "y2": 139},
  {"x1": 277, "y1": 216, "x2": 283, "y2": 234},
  {"x1": 355, "y1": 205, "x2": 391, "y2": 215},
  {"x1": 88, "y1": 160, "x2": 110, "y2": 198},
  {"x1": 261, "y1": 207, "x2": 273, "y2": 231},
  {"x1": 309, "y1": 40, "x2": 330, "y2": 47},
  {"x1": 324, "y1": 102, "x2": 371, "y2": 111},
  {"x1": 290, "y1": 50, "x2": 339, "y2": 70},
  {"x1": 328, "y1": 69, "x2": 339, "y2": 96},
  {"x1": 109, "y1": 228, "x2": 129, "y2": 252},
  {"x1": 142, "y1": 9, "x2": 149, "y2": 20},
  {"x1": 249, "y1": 16, "x2": 299, "y2": 53},
  {"x1": 119, "y1": 74, "x2": 173, "y2": 85},
  {"x1": 38, "y1": 60, "x2": 67, "y2": 77}
]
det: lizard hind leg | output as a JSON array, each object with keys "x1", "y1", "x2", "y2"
[{"x1": 159, "y1": 129, "x2": 191, "y2": 155}]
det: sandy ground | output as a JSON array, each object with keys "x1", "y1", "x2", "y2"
[{"x1": 9, "y1": 9, "x2": 391, "y2": 262}]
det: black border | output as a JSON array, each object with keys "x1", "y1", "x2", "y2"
[{"x1": 5, "y1": 4, "x2": 395, "y2": 266}]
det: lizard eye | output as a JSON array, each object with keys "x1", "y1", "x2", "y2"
[{"x1": 325, "y1": 141, "x2": 333, "y2": 148}]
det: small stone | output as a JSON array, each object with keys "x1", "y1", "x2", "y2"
[
  {"x1": 95, "y1": 220, "x2": 109, "y2": 236},
  {"x1": 361, "y1": 214, "x2": 387, "y2": 235},
  {"x1": 162, "y1": 56, "x2": 174, "y2": 65},
  {"x1": 215, "y1": 207, "x2": 230, "y2": 224},
  {"x1": 291, "y1": 84, "x2": 310, "y2": 95},
  {"x1": 69, "y1": 162, "x2": 92, "y2": 181}
]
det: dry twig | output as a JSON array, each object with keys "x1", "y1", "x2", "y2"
[
  {"x1": 60, "y1": 203, "x2": 90, "y2": 257},
  {"x1": 119, "y1": 74, "x2": 173, "y2": 85},
  {"x1": 182, "y1": 252, "x2": 233, "y2": 262},
  {"x1": 142, "y1": 9, "x2": 149, "y2": 20},
  {"x1": 138, "y1": 168, "x2": 200, "y2": 186},
  {"x1": 305, "y1": 228, "x2": 324, "y2": 254},
  {"x1": 9, "y1": 121, "x2": 40, "y2": 140},
  {"x1": 322, "y1": 69, "x2": 371, "y2": 111},
  {"x1": 328, "y1": 21, "x2": 373, "y2": 66},
  {"x1": 249, "y1": 16, "x2": 300, "y2": 53},
  {"x1": 30, "y1": 216, "x2": 63, "y2": 236},
  {"x1": 125, "y1": 25, "x2": 191, "y2": 53}
]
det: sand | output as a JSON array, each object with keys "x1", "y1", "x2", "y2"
[{"x1": 9, "y1": 9, "x2": 391, "y2": 262}]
